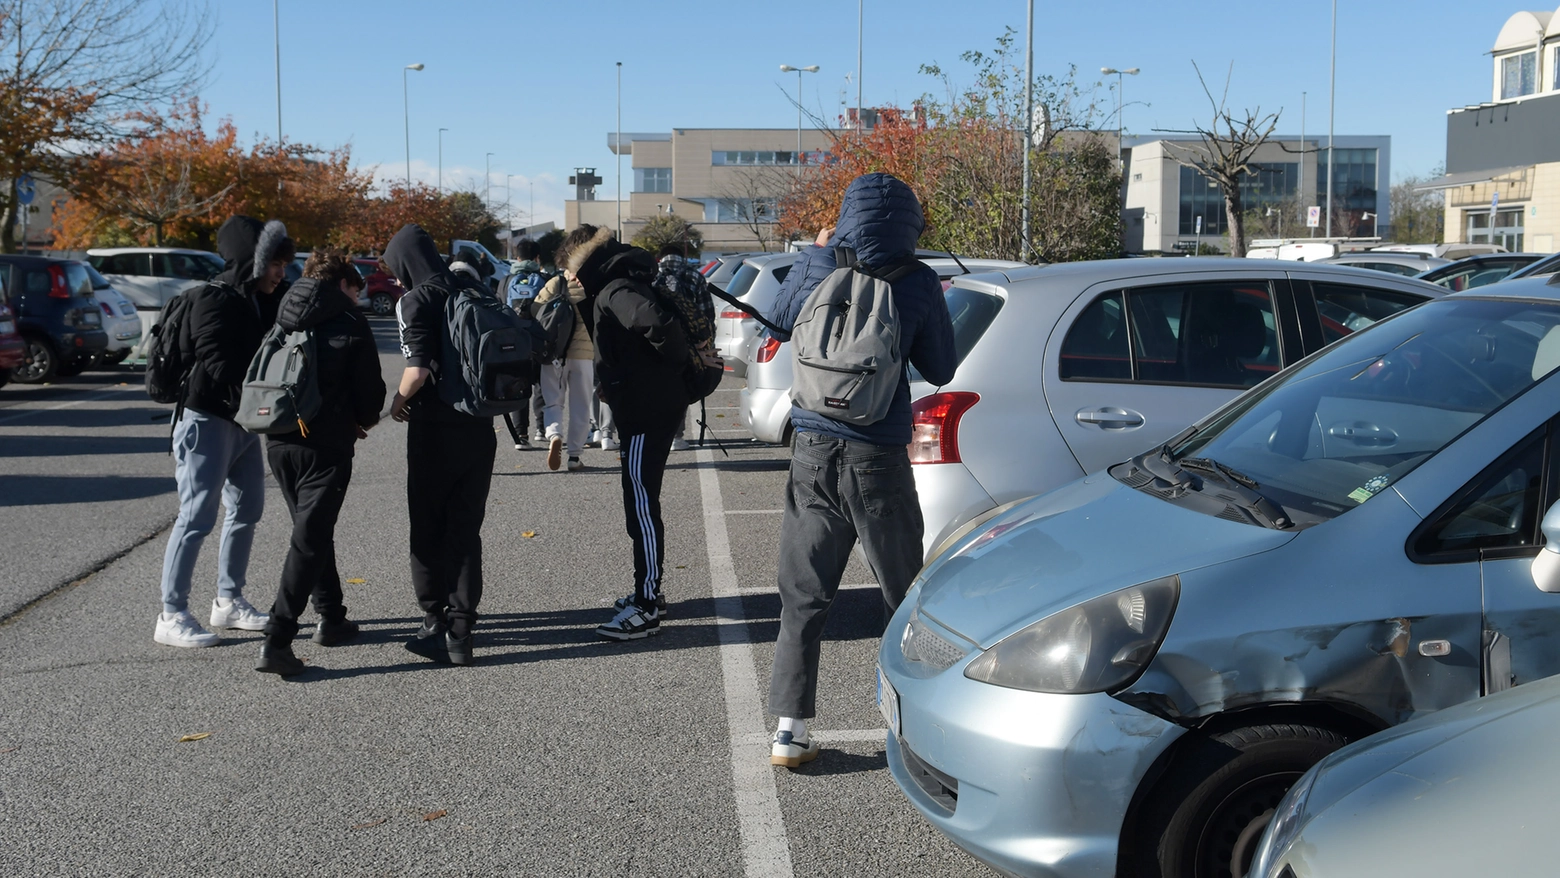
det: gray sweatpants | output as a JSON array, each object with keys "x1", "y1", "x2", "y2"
[
  {"x1": 768, "y1": 432, "x2": 924, "y2": 719},
  {"x1": 159, "y1": 408, "x2": 265, "y2": 614}
]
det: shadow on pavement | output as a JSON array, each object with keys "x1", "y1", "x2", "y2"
[
  {"x1": 0, "y1": 434, "x2": 170, "y2": 457},
  {"x1": 0, "y1": 408, "x2": 171, "y2": 429},
  {"x1": 0, "y1": 474, "x2": 173, "y2": 506},
  {"x1": 789, "y1": 748, "x2": 888, "y2": 777}
]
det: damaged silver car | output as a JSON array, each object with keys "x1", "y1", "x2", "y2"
[{"x1": 877, "y1": 278, "x2": 1560, "y2": 878}]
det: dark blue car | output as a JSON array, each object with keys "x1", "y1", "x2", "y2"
[{"x1": 0, "y1": 255, "x2": 109, "y2": 383}]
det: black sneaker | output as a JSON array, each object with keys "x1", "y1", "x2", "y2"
[
  {"x1": 614, "y1": 591, "x2": 668, "y2": 617},
  {"x1": 514, "y1": 435, "x2": 532, "y2": 450},
  {"x1": 406, "y1": 615, "x2": 450, "y2": 663},
  {"x1": 312, "y1": 617, "x2": 360, "y2": 647},
  {"x1": 446, "y1": 632, "x2": 474, "y2": 666},
  {"x1": 255, "y1": 643, "x2": 306, "y2": 676},
  {"x1": 596, "y1": 603, "x2": 660, "y2": 641}
]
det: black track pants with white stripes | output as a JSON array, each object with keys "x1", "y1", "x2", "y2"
[{"x1": 619, "y1": 420, "x2": 678, "y2": 607}]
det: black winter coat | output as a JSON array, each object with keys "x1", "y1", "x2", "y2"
[
  {"x1": 264, "y1": 278, "x2": 387, "y2": 456},
  {"x1": 180, "y1": 217, "x2": 273, "y2": 420}
]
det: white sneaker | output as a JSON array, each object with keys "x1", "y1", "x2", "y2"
[
  {"x1": 210, "y1": 595, "x2": 269, "y2": 631},
  {"x1": 770, "y1": 729, "x2": 820, "y2": 768},
  {"x1": 601, "y1": 436, "x2": 620, "y2": 450},
  {"x1": 154, "y1": 611, "x2": 220, "y2": 648},
  {"x1": 670, "y1": 438, "x2": 691, "y2": 451}
]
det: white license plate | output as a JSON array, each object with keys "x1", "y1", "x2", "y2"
[{"x1": 877, "y1": 664, "x2": 901, "y2": 737}]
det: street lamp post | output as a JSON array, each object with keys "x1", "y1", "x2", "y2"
[
  {"x1": 1022, "y1": 0, "x2": 1033, "y2": 262},
  {"x1": 403, "y1": 63, "x2": 424, "y2": 198},
  {"x1": 778, "y1": 64, "x2": 820, "y2": 158},
  {"x1": 438, "y1": 128, "x2": 448, "y2": 193},
  {"x1": 1326, "y1": 0, "x2": 1336, "y2": 239},
  {"x1": 485, "y1": 152, "x2": 495, "y2": 211},
  {"x1": 1099, "y1": 66, "x2": 1140, "y2": 166},
  {"x1": 273, "y1": 0, "x2": 282, "y2": 144},
  {"x1": 616, "y1": 61, "x2": 622, "y2": 241}
]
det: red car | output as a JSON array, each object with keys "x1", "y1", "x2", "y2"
[
  {"x1": 0, "y1": 276, "x2": 26, "y2": 388},
  {"x1": 352, "y1": 258, "x2": 405, "y2": 317}
]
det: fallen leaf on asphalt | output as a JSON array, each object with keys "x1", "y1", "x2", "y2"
[
  {"x1": 716, "y1": 413, "x2": 726, "y2": 418},
  {"x1": 0, "y1": 746, "x2": 18, "y2": 754},
  {"x1": 522, "y1": 531, "x2": 536, "y2": 538},
  {"x1": 345, "y1": 578, "x2": 366, "y2": 584},
  {"x1": 351, "y1": 818, "x2": 388, "y2": 830},
  {"x1": 422, "y1": 810, "x2": 448, "y2": 822},
  {"x1": 177, "y1": 732, "x2": 212, "y2": 743},
  {"x1": 675, "y1": 565, "x2": 687, "y2": 569}
]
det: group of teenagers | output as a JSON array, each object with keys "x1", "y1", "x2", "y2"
[{"x1": 150, "y1": 172, "x2": 955, "y2": 768}]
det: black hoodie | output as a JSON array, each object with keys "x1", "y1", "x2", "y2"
[
  {"x1": 265, "y1": 277, "x2": 387, "y2": 455},
  {"x1": 180, "y1": 216, "x2": 290, "y2": 420},
  {"x1": 384, "y1": 223, "x2": 482, "y2": 424}
]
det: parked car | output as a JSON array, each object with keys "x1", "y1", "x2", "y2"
[
  {"x1": 1374, "y1": 241, "x2": 1509, "y2": 260},
  {"x1": 451, "y1": 239, "x2": 511, "y2": 294},
  {"x1": 351, "y1": 257, "x2": 404, "y2": 317},
  {"x1": 714, "y1": 252, "x2": 798, "y2": 379},
  {"x1": 0, "y1": 255, "x2": 109, "y2": 383},
  {"x1": 0, "y1": 273, "x2": 25, "y2": 388},
  {"x1": 83, "y1": 263, "x2": 142, "y2": 366},
  {"x1": 1501, "y1": 249, "x2": 1560, "y2": 281},
  {"x1": 1316, "y1": 251, "x2": 1451, "y2": 276},
  {"x1": 879, "y1": 275, "x2": 1560, "y2": 878},
  {"x1": 1414, "y1": 252, "x2": 1546, "y2": 290},
  {"x1": 87, "y1": 247, "x2": 223, "y2": 309},
  {"x1": 1251, "y1": 671, "x2": 1560, "y2": 877},
  {"x1": 740, "y1": 257, "x2": 1026, "y2": 446},
  {"x1": 704, "y1": 251, "x2": 767, "y2": 290},
  {"x1": 905, "y1": 258, "x2": 1446, "y2": 559}
]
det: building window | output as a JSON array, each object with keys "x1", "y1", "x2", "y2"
[
  {"x1": 1178, "y1": 162, "x2": 1297, "y2": 236},
  {"x1": 634, "y1": 167, "x2": 672, "y2": 193},
  {"x1": 716, "y1": 198, "x2": 777, "y2": 222},
  {"x1": 1502, "y1": 51, "x2": 1538, "y2": 99},
  {"x1": 1315, "y1": 148, "x2": 1379, "y2": 231},
  {"x1": 711, "y1": 150, "x2": 827, "y2": 166},
  {"x1": 1468, "y1": 209, "x2": 1525, "y2": 252}
]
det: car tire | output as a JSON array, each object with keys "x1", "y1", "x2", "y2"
[
  {"x1": 371, "y1": 293, "x2": 394, "y2": 317},
  {"x1": 14, "y1": 335, "x2": 59, "y2": 384},
  {"x1": 1133, "y1": 723, "x2": 1348, "y2": 878}
]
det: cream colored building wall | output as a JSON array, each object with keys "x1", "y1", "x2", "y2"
[
  {"x1": 1125, "y1": 139, "x2": 1321, "y2": 253},
  {"x1": 1440, "y1": 162, "x2": 1560, "y2": 252}
]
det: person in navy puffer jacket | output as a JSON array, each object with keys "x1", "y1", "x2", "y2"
[{"x1": 761, "y1": 172, "x2": 956, "y2": 768}]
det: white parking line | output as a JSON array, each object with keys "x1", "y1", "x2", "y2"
[
  {"x1": 738, "y1": 582, "x2": 875, "y2": 595},
  {"x1": 0, "y1": 388, "x2": 135, "y2": 426},
  {"x1": 739, "y1": 729, "x2": 886, "y2": 745},
  {"x1": 696, "y1": 447, "x2": 794, "y2": 878},
  {"x1": 725, "y1": 509, "x2": 783, "y2": 515}
]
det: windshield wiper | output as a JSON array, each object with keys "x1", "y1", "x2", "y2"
[{"x1": 1179, "y1": 457, "x2": 1292, "y2": 529}]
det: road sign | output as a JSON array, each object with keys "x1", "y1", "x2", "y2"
[
  {"x1": 1307, "y1": 206, "x2": 1321, "y2": 228},
  {"x1": 15, "y1": 173, "x2": 34, "y2": 206},
  {"x1": 1491, "y1": 190, "x2": 1500, "y2": 224},
  {"x1": 1194, "y1": 216, "x2": 1203, "y2": 235}
]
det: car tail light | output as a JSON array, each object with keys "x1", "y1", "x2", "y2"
[
  {"x1": 720, "y1": 309, "x2": 746, "y2": 319},
  {"x1": 101, "y1": 301, "x2": 115, "y2": 317},
  {"x1": 910, "y1": 392, "x2": 980, "y2": 464},
  {"x1": 47, "y1": 265, "x2": 71, "y2": 298},
  {"x1": 754, "y1": 335, "x2": 782, "y2": 363}
]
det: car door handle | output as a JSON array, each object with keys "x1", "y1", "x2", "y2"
[{"x1": 1075, "y1": 407, "x2": 1145, "y2": 429}]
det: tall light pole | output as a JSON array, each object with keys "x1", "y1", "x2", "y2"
[
  {"x1": 403, "y1": 63, "x2": 424, "y2": 198},
  {"x1": 485, "y1": 152, "x2": 495, "y2": 211},
  {"x1": 1100, "y1": 66, "x2": 1140, "y2": 162},
  {"x1": 616, "y1": 61, "x2": 623, "y2": 240},
  {"x1": 1299, "y1": 92, "x2": 1306, "y2": 238},
  {"x1": 1326, "y1": 0, "x2": 1336, "y2": 239},
  {"x1": 779, "y1": 64, "x2": 819, "y2": 158},
  {"x1": 437, "y1": 128, "x2": 448, "y2": 193},
  {"x1": 856, "y1": 0, "x2": 863, "y2": 129},
  {"x1": 1021, "y1": 0, "x2": 1033, "y2": 262},
  {"x1": 273, "y1": 0, "x2": 282, "y2": 144}
]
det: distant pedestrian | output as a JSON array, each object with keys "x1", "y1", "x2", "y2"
[
  {"x1": 533, "y1": 269, "x2": 594, "y2": 472},
  {"x1": 254, "y1": 249, "x2": 387, "y2": 676},
  {"x1": 155, "y1": 216, "x2": 294, "y2": 648},
  {"x1": 506, "y1": 239, "x2": 549, "y2": 445},
  {"x1": 386, "y1": 224, "x2": 497, "y2": 666},
  {"x1": 555, "y1": 225, "x2": 715, "y2": 640},
  {"x1": 762, "y1": 173, "x2": 955, "y2": 767}
]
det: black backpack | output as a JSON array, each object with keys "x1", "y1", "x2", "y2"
[
  {"x1": 531, "y1": 280, "x2": 576, "y2": 361},
  {"x1": 650, "y1": 275, "x2": 723, "y2": 403},
  {"x1": 434, "y1": 275, "x2": 542, "y2": 416},
  {"x1": 144, "y1": 288, "x2": 202, "y2": 404}
]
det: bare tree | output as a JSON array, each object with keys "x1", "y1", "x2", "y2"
[
  {"x1": 716, "y1": 166, "x2": 789, "y2": 252},
  {"x1": 102, "y1": 156, "x2": 230, "y2": 245},
  {"x1": 0, "y1": 0, "x2": 213, "y2": 251},
  {"x1": 1162, "y1": 62, "x2": 1280, "y2": 258}
]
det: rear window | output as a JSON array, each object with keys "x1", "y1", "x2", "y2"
[
  {"x1": 725, "y1": 264, "x2": 760, "y2": 299},
  {"x1": 909, "y1": 286, "x2": 1003, "y2": 383},
  {"x1": 83, "y1": 263, "x2": 112, "y2": 289}
]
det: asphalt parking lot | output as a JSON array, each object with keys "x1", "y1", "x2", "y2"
[{"x1": 0, "y1": 317, "x2": 993, "y2": 877}]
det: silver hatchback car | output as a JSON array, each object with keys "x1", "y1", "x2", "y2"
[
  {"x1": 909, "y1": 258, "x2": 1446, "y2": 559},
  {"x1": 713, "y1": 252, "x2": 797, "y2": 380},
  {"x1": 879, "y1": 277, "x2": 1560, "y2": 878}
]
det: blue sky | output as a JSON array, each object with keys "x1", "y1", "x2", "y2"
[{"x1": 200, "y1": 0, "x2": 1501, "y2": 228}]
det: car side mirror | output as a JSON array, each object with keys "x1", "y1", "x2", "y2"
[{"x1": 1532, "y1": 500, "x2": 1560, "y2": 593}]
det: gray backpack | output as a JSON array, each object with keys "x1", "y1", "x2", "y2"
[
  {"x1": 789, "y1": 247, "x2": 919, "y2": 425},
  {"x1": 235, "y1": 324, "x2": 323, "y2": 436}
]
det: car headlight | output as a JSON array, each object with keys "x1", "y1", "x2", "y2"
[
  {"x1": 1249, "y1": 762, "x2": 1317, "y2": 878},
  {"x1": 963, "y1": 576, "x2": 1178, "y2": 693}
]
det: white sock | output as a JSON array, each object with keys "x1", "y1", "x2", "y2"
[{"x1": 777, "y1": 717, "x2": 807, "y2": 739}]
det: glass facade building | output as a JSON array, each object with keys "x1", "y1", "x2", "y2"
[{"x1": 1178, "y1": 163, "x2": 1298, "y2": 236}]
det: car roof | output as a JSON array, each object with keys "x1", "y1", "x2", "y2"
[
  {"x1": 973, "y1": 256, "x2": 1448, "y2": 291},
  {"x1": 1447, "y1": 274, "x2": 1560, "y2": 302},
  {"x1": 742, "y1": 252, "x2": 800, "y2": 268},
  {"x1": 87, "y1": 247, "x2": 220, "y2": 256},
  {"x1": 1322, "y1": 252, "x2": 1444, "y2": 263}
]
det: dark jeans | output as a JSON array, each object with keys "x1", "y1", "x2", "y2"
[
  {"x1": 407, "y1": 417, "x2": 496, "y2": 638},
  {"x1": 620, "y1": 418, "x2": 679, "y2": 607},
  {"x1": 768, "y1": 432, "x2": 924, "y2": 719},
  {"x1": 262, "y1": 444, "x2": 353, "y2": 647},
  {"x1": 512, "y1": 391, "x2": 545, "y2": 436}
]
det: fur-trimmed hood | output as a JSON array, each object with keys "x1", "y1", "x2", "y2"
[
  {"x1": 565, "y1": 227, "x2": 656, "y2": 298},
  {"x1": 214, "y1": 216, "x2": 290, "y2": 290}
]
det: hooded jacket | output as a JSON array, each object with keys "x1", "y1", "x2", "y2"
[
  {"x1": 181, "y1": 216, "x2": 291, "y2": 420},
  {"x1": 566, "y1": 228, "x2": 690, "y2": 432},
  {"x1": 265, "y1": 277, "x2": 387, "y2": 455},
  {"x1": 764, "y1": 173, "x2": 956, "y2": 446},
  {"x1": 385, "y1": 223, "x2": 489, "y2": 424}
]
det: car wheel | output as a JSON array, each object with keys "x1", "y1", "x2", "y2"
[
  {"x1": 1135, "y1": 723, "x2": 1348, "y2": 878},
  {"x1": 14, "y1": 335, "x2": 58, "y2": 383},
  {"x1": 371, "y1": 293, "x2": 394, "y2": 317}
]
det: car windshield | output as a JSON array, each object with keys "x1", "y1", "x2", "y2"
[
  {"x1": 1163, "y1": 296, "x2": 1560, "y2": 524},
  {"x1": 83, "y1": 263, "x2": 112, "y2": 290}
]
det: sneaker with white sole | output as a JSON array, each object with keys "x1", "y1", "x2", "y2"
[
  {"x1": 210, "y1": 595, "x2": 269, "y2": 631},
  {"x1": 567, "y1": 457, "x2": 585, "y2": 472},
  {"x1": 595, "y1": 602, "x2": 660, "y2": 641},
  {"x1": 546, "y1": 435, "x2": 564, "y2": 471},
  {"x1": 154, "y1": 611, "x2": 221, "y2": 648},
  {"x1": 600, "y1": 436, "x2": 620, "y2": 451},
  {"x1": 770, "y1": 730, "x2": 820, "y2": 768},
  {"x1": 614, "y1": 591, "x2": 667, "y2": 617}
]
